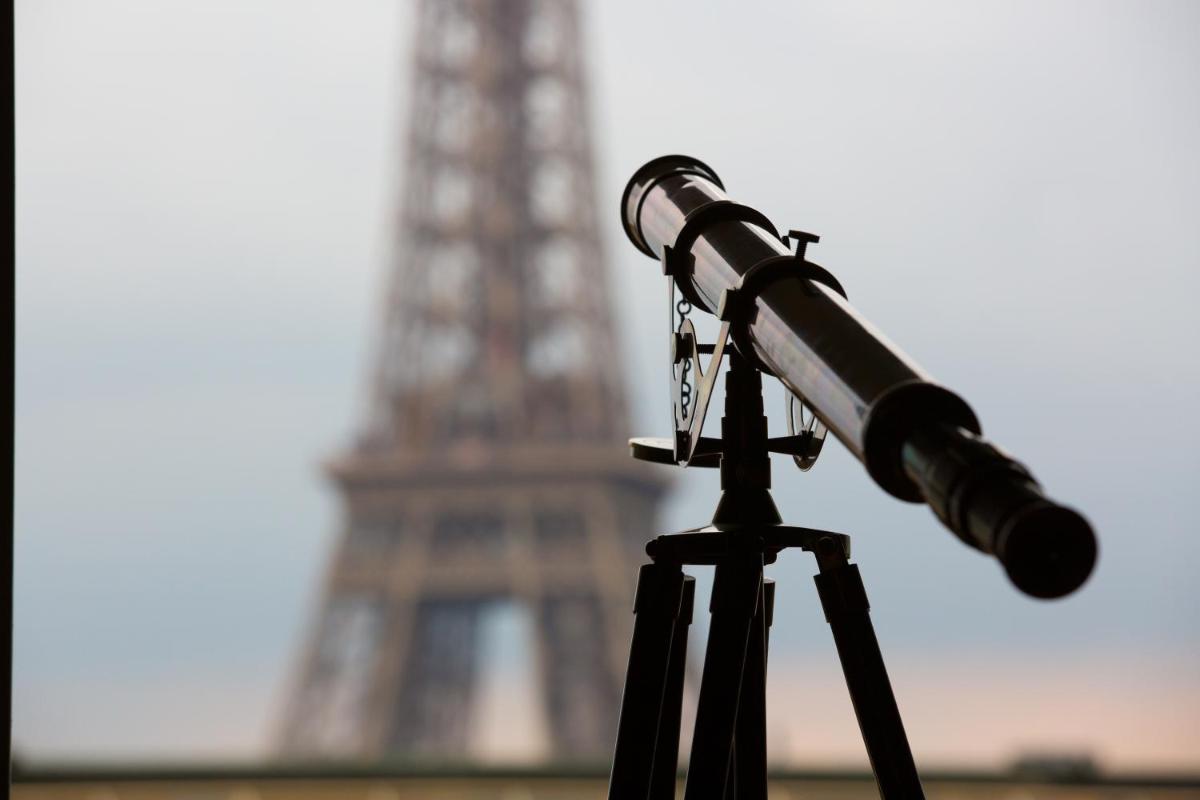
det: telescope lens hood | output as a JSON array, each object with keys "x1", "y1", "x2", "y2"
[{"x1": 621, "y1": 154, "x2": 723, "y2": 258}]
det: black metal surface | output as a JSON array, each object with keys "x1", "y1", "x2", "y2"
[
  {"x1": 631, "y1": 435, "x2": 722, "y2": 468},
  {"x1": 621, "y1": 156, "x2": 974, "y2": 483},
  {"x1": 683, "y1": 552, "x2": 762, "y2": 800},
  {"x1": 622, "y1": 155, "x2": 725, "y2": 258},
  {"x1": 646, "y1": 525, "x2": 849, "y2": 566},
  {"x1": 650, "y1": 576, "x2": 695, "y2": 800},
  {"x1": 621, "y1": 154, "x2": 1096, "y2": 599},
  {"x1": 2, "y1": 7, "x2": 13, "y2": 792},
  {"x1": 814, "y1": 542, "x2": 924, "y2": 799},
  {"x1": 611, "y1": 343, "x2": 923, "y2": 799},
  {"x1": 902, "y1": 425, "x2": 1096, "y2": 598},
  {"x1": 609, "y1": 563, "x2": 686, "y2": 800},
  {"x1": 711, "y1": 353, "x2": 780, "y2": 529},
  {"x1": 618, "y1": 520, "x2": 919, "y2": 799},
  {"x1": 732, "y1": 580, "x2": 773, "y2": 800},
  {"x1": 662, "y1": 201, "x2": 779, "y2": 314}
]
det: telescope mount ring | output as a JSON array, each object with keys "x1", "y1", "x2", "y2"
[{"x1": 786, "y1": 390, "x2": 828, "y2": 471}]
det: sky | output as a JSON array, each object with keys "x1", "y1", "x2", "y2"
[{"x1": 14, "y1": 0, "x2": 1200, "y2": 772}]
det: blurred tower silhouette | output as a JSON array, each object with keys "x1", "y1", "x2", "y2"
[{"x1": 278, "y1": 0, "x2": 666, "y2": 760}]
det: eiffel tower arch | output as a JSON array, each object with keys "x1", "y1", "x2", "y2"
[{"x1": 277, "y1": 0, "x2": 668, "y2": 760}]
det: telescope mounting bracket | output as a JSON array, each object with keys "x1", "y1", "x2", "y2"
[{"x1": 632, "y1": 223, "x2": 836, "y2": 471}]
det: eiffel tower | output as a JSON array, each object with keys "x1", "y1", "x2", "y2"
[{"x1": 277, "y1": 0, "x2": 667, "y2": 761}]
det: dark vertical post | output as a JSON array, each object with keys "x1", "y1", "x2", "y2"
[
  {"x1": 813, "y1": 540, "x2": 924, "y2": 799},
  {"x1": 687, "y1": 342, "x2": 774, "y2": 800},
  {"x1": 762, "y1": 580, "x2": 775, "y2": 652},
  {"x1": 610, "y1": 562, "x2": 687, "y2": 800},
  {"x1": 649, "y1": 576, "x2": 695, "y2": 799},
  {"x1": 682, "y1": 553, "x2": 762, "y2": 800},
  {"x1": 2, "y1": 3, "x2": 14, "y2": 791},
  {"x1": 730, "y1": 579, "x2": 773, "y2": 800}
]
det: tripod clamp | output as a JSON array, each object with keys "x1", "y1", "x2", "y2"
[{"x1": 646, "y1": 525, "x2": 849, "y2": 567}]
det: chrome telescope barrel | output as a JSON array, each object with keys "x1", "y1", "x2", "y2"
[{"x1": 621, "y1": 155, "x2": 1096, "y2": 598}]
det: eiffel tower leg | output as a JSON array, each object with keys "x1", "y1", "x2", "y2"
[
  {"x1": 813, "y1": 541, "x2": 924, "y2": 799},
  {"x1": 539, "y1": 591, "x2": 621, "y2": 757},
  {"x1": 389, "y1": 599, "x2": 481, "y2": 753},
  {"x1": 683, "y1": 552, "x2": 763, "y2": 800},
  {"x1": 609, "y1": 562, "x2": 687, "y2": 800}
]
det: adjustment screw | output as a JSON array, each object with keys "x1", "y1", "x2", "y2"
[{"x1": 787, "y1": 229, "x2": 820, "y2": 258}]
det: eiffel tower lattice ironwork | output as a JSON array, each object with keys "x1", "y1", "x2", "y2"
[{"x1": 277, "y1": 0, "x2": 668, "y2": 760}]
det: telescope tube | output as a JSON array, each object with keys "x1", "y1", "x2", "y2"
[{"x1": 622, "y1": 155, "x2": 1096, "y2": 599}]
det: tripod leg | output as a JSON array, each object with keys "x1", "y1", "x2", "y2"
[
  {"x1": 683, "y1": 553, "x2": 762, "y2": 800},
  {"x1": 813, "y1": 543, "x2": 925, "y2": 800},
  {"x1": 763, "y1": 580, "x2": 775, "y2": 653},
  {"x1": 610, "y1": 562, "x2": 687, "y2": 800},
  {"x1": 650, "y1": 576, "x2": 695, "y2": 800},
  {"x1": 731, "y1": 579, "x2": 774, "y2": 800}
]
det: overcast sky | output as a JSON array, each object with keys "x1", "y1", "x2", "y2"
[{"x1": 14, "y1": 0, "x2": 1200, "y2": 770}]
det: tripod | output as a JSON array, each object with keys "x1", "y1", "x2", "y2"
[{"x1": 609, "y1": 351, "x2": 925, "y2": 799}]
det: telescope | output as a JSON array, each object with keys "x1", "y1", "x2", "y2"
[
  {"x1": 614, "y1": 155, "x2": 1099, "y2": 800},
  {"x1": 607, "y1": 155, "x2": 1099, "y2": 799},
  {"x1": 621, "y1": 155, "x2": 1096, "y2": 600}
]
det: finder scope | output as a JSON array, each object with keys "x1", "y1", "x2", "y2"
[{"x1": 621, "y1": 155, "x2": 1096, "y2": 599}]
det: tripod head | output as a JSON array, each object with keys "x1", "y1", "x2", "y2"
[{"x1": 623, "y1": 155, "x2": 1097, "y2": 599}]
